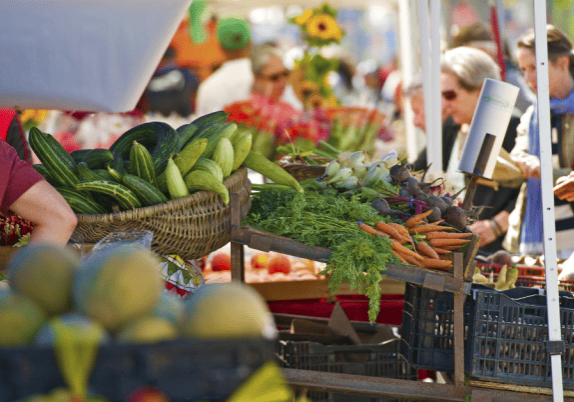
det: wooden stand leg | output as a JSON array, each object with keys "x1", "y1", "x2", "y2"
[
  {"x1": 453, "y1": 252, "x2": 465, "y2": 386},
  {"x1": 230, "y1": 193, "x2": 245, "y2": 282}
]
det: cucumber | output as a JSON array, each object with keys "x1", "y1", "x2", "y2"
[
  {"x1": 110, "y1": 122, "x2": 179, "y2": 176},
  {"x1": 129, "y1": 141, "x2": 156, "y2": 185},
  {"x1": 76, "y1": 162, "x2": 101, "y2": 182},
  {"x1": 75, "y1": 180, "x2": 142, "y2": 210},
  {"x1": 94, "y1": 169, "x2": 117, "y2": 182},
  {"x1": 174, "y1": 138, "x2": 208, "y2": 178},
  {"x1": 106, "y1": 165, "x2": 123, "y2": 183},
  {"x1": 190, "y1": 110, "x2": 229, "y2": 127},
  {"x1": 32, "y1": 164, "x2": 53, "y2": 180},
  {"x1": 56, "y1": 187, "x2": 108, "y2": 215},
  {"x1": 190, "y1": 122, "x2": 230, "y2": 159},
  {"x1": 191, "y1": 158, "x2": 224, "y2": 182},
  {"x1": 41, "y1": 131, "x2": 77, "y2": 171},
  {"x1": 122, "y1": 174, "x2": 168, "y2": 207},
  {"x1": 29, "y1": 127, "x2": 79, "y2": 188},
  {"x1": 81, "y1": 149, "x2": 114, "y2": 169},
  {"x1": 176, "y1": 123, "x2": 198, "y2": 149},
  {"x1": 70, "y1": 150, "x2": 92, "y2": 165},
  {"x1": 165, "y1": 157, "x2": 189, "y2": 200}
]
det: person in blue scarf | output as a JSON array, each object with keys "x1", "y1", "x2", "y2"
[{"x1": 503, "y1": 25, "x2": 574, "y2": 259}]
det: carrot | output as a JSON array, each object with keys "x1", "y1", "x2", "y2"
[
  {"x1": 390, "y1": 239, "x2": 424, "y2": 260},
  {"x1": 405, "y1": 209, "x2": 434, "y2": 228},
  {"x1": 359, "y1": 222, "x2": 379, "y2": 236},
  {"x1": 401, "y1": 254, "x2": 423, "y2": 267},
  {"x1": 376, "y1": 230, "x2": 390, "y2": 238},
  {"x1": 425, "y1": 232, "x2": 473, "y2": 240},
  {"x1": 395, "y1": 252, "x2": 408, "y2": 264},
  {"x1": 387, "y1": 222, "x2": 410, "y2": 238},
  {"x1": 420, "y1": 258, "x2": 453, "y2": 270},
  {"x1": 408, "y1": 225, "x2": 453, "y2": 235},
  {"x1": 438, "y1": 245, "x2": 464, "y2": 251},
  {"x1": 376, "y1": 222, "x2": 402, "y2": 240},
  {"x1": 417, "y1": 242, "x2": 439, "y2": 259},
  {"x1": 432, "y1": 247, "x2": 453, "y2": 255},
  {"x1": 428, "y1": 239, "x2": 471, "y2": 248}
]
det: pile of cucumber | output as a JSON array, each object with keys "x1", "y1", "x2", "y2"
[{"x1": 30, "y1": 111, "x2": 303, "y2": 215}]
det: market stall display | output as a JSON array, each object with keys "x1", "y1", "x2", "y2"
[
  {"x1": 0, "y1": 242, "x2": 291, "y2": 402},
  {"x1": 27, "y1": 110, "x2": 303, "y2": 260}
]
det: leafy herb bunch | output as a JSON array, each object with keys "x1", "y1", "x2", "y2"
[{"x1": 244, "y1": 187, "x2": 400, "y2": 322}]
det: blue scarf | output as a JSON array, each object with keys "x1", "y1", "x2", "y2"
[{"x1": 520, "y1": 89, "x2": 574, "y2": 254}]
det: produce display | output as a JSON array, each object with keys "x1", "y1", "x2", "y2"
[
  {"x1": 243, "y1": 148, "x2": 477, "y2": 322},
  {"x1": 0, "y1": 212, "x2": 34, "y2": 247},
  {"x1": 1, "y1": 243, "x2": 276, "y2": 401},
  {"x1": 29, "y1": 111, "x2": 302, "y2": 215},
  {"x1": 203, "y1": 251, "x2": 324, "y2": 283}
]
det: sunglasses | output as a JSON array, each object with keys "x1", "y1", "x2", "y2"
[
  {"x1": 442, "y1": 89, "x2": 458, "y2": 101},
  {"x1": 259, "y1": 70, "x2": 290, "y2": 82}
]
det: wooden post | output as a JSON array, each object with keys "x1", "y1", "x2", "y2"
[
  {"x1": 230, "y1": 192, "x2": 245, "y2": 282},
  {"x1": 453, "y1": 252, "x2": 465, "y2": 385}
]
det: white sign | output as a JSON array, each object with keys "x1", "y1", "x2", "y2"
[{"x1": 458, "y1": 78, "x2": 519, "y2": 179}]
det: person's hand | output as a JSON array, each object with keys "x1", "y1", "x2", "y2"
[
  {"x1": 554, "y1": 175, "x2": 574, "y2": 201},
  {"x1": 514, "y1": 154, "x2": 540, "y2": 179},
  {"x1": 469, "y1": 220, "x2": 497, "y2": 248}
]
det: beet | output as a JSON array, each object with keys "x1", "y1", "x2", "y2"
[
  {"x1": 399, "y1": 188, "x2": 412, "y2": 199},
  {"x1": 427, "y1": 207, "x2": 442, "y2": 223},
  {"x1": 405, "y1": 177, "x2": 420, "y2": 195},
  {"x1": 445, "y1": 206, "x2": 476, "y2": 229},
  {"x1": 418, "y1": 178, "x2": 444, "y2": 196},
  {"x1": 389, "y1": 162, "x2": 411, "y2": 183},
  {"x1": 371, "y1": 198, "x2": 410, "y2": 219},
  {"x1": 427, "y1": 195, "x2": 450, "y2": 214}
]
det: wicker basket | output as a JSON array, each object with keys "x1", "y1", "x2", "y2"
[
  {"x1": 278, "y1": 155, "x2": 330, "y2": 182},
  {"x1": 72, "y1": 167, "x2": 251, "y2": 260}
]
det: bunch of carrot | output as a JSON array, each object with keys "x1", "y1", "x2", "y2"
[{"x1": 359, "y1": 209, "x2": 472, "y2": 272}]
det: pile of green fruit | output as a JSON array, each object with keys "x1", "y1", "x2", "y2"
[
  {"x1": 2, "y1": 243, "x2": 276, "y2": 401},
  {"x1": 31, "y1": 111, "x2": 303, "y2": 215}
]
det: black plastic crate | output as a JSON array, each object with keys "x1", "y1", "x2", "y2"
[
  {"x1": 0, "y1": 338, "x2": 274, "y2": 402},
  {"x1": 276, "y1": 338, "x2": 417, "y2": 402},
  {"x1": 466, "y1": 287, "x2": 574, "y2": 389},
  {"x1": 400, "y1": 283, "x2": 547, "y2": 372}
]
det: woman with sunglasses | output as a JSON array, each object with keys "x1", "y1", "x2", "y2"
[
  {"x1": 503, "y1": 25, "x2": 574, "y2": 259},
  {"x1": 440, "y1": 46, "x2": 521, "y2": 253}
]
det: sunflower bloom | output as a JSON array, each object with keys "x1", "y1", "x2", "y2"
[
  {"x1": 305, "y1": 14, "x2": 342, "y2": 41},
  {"x1": 294, "y1": 9, "x2": 313, "y2": 26}
]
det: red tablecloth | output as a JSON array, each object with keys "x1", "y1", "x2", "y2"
[{"x1": 267, "y1": 294, "x2": 405, "y2": 326}]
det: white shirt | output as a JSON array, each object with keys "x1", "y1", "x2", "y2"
[{"x1": 195, "y1": 58, "x2": 254, "y2": 117}]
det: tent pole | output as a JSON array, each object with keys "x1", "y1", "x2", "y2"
[
  {"x1": 533, "y1": 1, "x2": 565, "y2": 400},
  {"x1": 399, "y1": 0, "x2": 417, "y2": 162},
  {"x1": 429, "y1": 0, "x2": 442, "y2": 173}
]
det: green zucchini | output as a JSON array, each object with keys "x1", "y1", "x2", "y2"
[
  {"x1": 122, "y1": 174, "x2": 168, "y2": 207},
  {"x1": 190, "y1": 110, "x2": 229, "y2": 127},
  {"x1": 110, "y1": 122, "x2": 179, "y2": 176},
  {"x1": 75, "y1": 180, "x2": 142, "y2": 210},
  {"x1": 32, "y1": 164, "x2": 53, "y2": 180},
  {"x1": 29, "y1": 127, "x2": 79, "y2": 188},
  {"x1": 176, "y1": 123, "x2": 198, "y2": 149},
  {"x1": 190, "y1": 122, "x2": 230, "y2": 159},
  {"x1": 130, "y1": 141, "x2": 156, "y2": 185}
]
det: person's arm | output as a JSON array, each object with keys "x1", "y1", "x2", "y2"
[{"x1": 9, "y1": 180, "x2": 77, "y2": 246}]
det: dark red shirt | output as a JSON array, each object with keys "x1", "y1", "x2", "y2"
[{"x1": 0, "y1": 140, "x2": 44, "y2": 215}]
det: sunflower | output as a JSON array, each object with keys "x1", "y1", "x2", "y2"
[
  {"x1": 294, "y1": 9, "x2": 313, "y2": 26},
  {"x1": 305, "y1": 14, "x2": 342, "y2": 42}
]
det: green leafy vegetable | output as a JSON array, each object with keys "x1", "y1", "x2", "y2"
[{"x1": 244, "y1": 187, "x2": 399, "y2": 322}]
